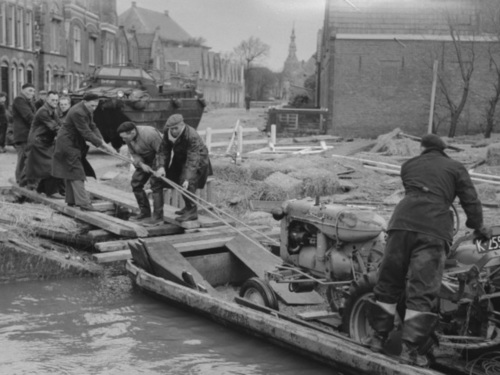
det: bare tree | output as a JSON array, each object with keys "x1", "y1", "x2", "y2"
[
  {"x1": 234, "y1": 36, "x2": 270, "y2": 70},
  {"x1": 484, "y1": 45, "x2": 500, "y2": 138},
  {"x1": 437, "y1": 23, "x2": 475, "y2": 138},
  {"x1": 234, "y1": 37, "x2": 270, "y2": 97}
]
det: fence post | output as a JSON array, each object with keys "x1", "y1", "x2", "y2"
[
  {"x1": 205, "y1": 127, "x2": 212, "y2": 153},
  {"x1": 270, "y1": 124, "x2": 277, "y2": 145},
  {"x1": 236, "y1": 124, "x2": 243, "y2": 164}
]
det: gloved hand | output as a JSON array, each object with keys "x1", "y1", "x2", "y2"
[
  {"x1": 181, "y1": 180, "x2": 189, "y2": 189},
  {"x1": 139, "y1": 162, "x2": 153, "y2": 174},
  {"x1": 474, "y1": 225, "x2": 492, "y2": 242},
  {"x1": 155, "y1": 167, "x2": 165, "y2": 177}
]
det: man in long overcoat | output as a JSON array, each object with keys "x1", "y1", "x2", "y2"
[
  {"x1": 12, "y1": 83, "x2": 36, "y2": 186},
  {"x1": 159, "y1": 114, "x2": 212, "y2": 222},
  {"x1": 52, "y1": 92, "x2": 115, "y2": 210},
  {"x1": 25, "y1": 91, "x2": 64, "y2": 197}
]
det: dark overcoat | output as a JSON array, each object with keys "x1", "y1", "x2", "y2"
[
  {"x1": 25, "y1": 103, "x2": 61, "y2": 178},
  {"x1": 161, "y1": 124, "x2": 212, "y2": 189},
  {"x1": 12, "y1": 94, "x2": 35, "y2": 144},
  {"x1": 388, "y1": 148, "x2": 483, "y2": 242},
  {"x1": 52, "y1": 101, "x2": 103, "y2": 180}
]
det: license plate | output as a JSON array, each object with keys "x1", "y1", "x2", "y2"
[{"x1": 477, "y1": 235, "x2": 500, "y2": 253}]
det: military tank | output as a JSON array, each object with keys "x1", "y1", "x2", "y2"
[{"x1": 70, "y1": 64, "x2": 206, "y2": 150}]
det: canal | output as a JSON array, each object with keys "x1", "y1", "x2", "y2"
[{"x1": 0, "y1": 273, "x2": 340, "y2": 374}]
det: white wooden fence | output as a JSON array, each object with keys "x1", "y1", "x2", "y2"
[{"x1": 198, "y1": 123, "x2": 277, "y2": 155}]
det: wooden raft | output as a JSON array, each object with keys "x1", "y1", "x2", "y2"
[
  {"x1": 86, "y1": 180, "x2": 224, "y2": 230},
  {"x1": 93, "y1": 226, "x2": 280, "y2": 263}
]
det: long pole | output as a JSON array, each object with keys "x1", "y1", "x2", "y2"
[
  {"x1": 102, "y1": 150, "x2": 280, "y2": 247},
  {"x1": 428, "y1": 60, "x2": 439, "y2": 134}
]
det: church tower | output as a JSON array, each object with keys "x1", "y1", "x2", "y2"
[{"x1": 283, "y1": 26, "x2": 301, "y2": 76}]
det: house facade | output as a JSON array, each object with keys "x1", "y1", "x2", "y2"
[
  {"x1": 318, "y1": 0, "x2": 500, "y2": 138},
  {"x1": 119, "y1": 1, "x2": 244, "y2": 108}
]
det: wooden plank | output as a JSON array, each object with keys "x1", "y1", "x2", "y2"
[
  {"x1": 10, "y1": 184, "x2": 143, "y2": 238},
  {"x1": 88, "y1": 180, "x2": 224, "y2": 229},
  {"x1": 142, "y1": 240, "x2": 217, "y2": 294},
  {"x1": 93, "y1": 229, "x2": 281, "y2": 263},
  {"x1": 370, "y1": 127, "x2": 401, "y2": 153},
  {"x1": 86, "y1": 180, "x2": 140, "y2": 213},
  {"x1": 225, "y1": 235, "x2": 324, "y2": 305},
  {"x1": 95, "y1": 225, "x2": 275, "y2": 252},
  {"x1": 297, "y1": 310, "x2": 340, "y2": 321},
  {"x1": 0, "y1": 225, "x2": 9, "y2": 241},
  {"x1": 86, "y1": 229, "x2": 117, "y2": 242}
]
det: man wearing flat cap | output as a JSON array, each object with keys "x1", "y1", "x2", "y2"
[
  {"x1": 52, "y1": 92, "x2": 116, "y2": 210},
  {"x1": 160, "y1": 113, "x2": 212, "y2": 222},
  {"x1": 366, "y1": 133, "x2": 490, "y2": 366},
  {"x1": 117, "y1": 121, "x2": 165, "y2": 225}
]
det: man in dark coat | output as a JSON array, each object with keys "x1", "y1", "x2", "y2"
[
  {"x1": 12, "y1": 83, "x2": 36, "y2": 186},
  {"x1": 366, "y1": 134, "x2": 490, "y2": 366},
  {"x1": 118, "y1": 121, "x2": 164, "y2": 225},
  {"x1": 34, "y1": 90, "x2": 47, "y2": 110},
  {"x1": 52, "y1": 92, "x2": 116, "y2": 210},
  {"x1": 159, "y1": 114, "x2": 212, "y2": 222},
  {"x1": 0, "y1": 92, "x2": 8, "y2": 153},
  {"x1": 25, "y1": 91, "x2": 64, "y2": 198}
]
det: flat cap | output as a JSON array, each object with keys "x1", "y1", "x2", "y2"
[
  {"x1": 421, "y1": 133, "x2": 446, "y2": 151},
  {"x1": 117, "y1": 121, "x2": 137, "y2": 134},
  {"x1": 164, "y1": 114, "x2": 184, "y2": 128},
  {"x1": 83, "y1": 92, "x2": 100, "y2": 102}
]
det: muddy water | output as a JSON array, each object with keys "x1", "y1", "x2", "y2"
[{"x1": 0, "y1": 275, "x2": 338, "y2": 375}]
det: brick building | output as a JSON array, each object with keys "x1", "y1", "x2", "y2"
[
  {"x1": 118, "y1": 1, "x2": 244, "y2": 108},
  {"x1": 318, "y1": 0, "x2": 500, "y2": 138}
]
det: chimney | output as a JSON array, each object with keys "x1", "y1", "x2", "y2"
[
  {"x1": 164, "y1": 10, "x2": 169, "y2": 17},
  {"x1": 132, "y1": 1, "x2": 136, "y2": 7}
]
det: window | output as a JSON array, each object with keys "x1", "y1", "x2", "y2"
[
  {"x1": 75, "y1": 74, "x2": 80, "y2": 89},
  {"x1": 16, "y1": 8, "x2": 23, "y2": 48},
  {"x1": 67, "y1": 72, "x2": 73, "y2": 91},
  {"x1": 26, "y1": 66, "x2": 33, "y2": 83},
  {"x1": 11, "y1": 63, "x2": 17, "y2": 97},
  {"x1": 45, "y1": 67, "x2": 51, "y2": 90},
  {"x1": 50, "y1": 19, "x2": 60, "y2": 53},
  {"x1": 89, "y1": 37, "x2": 96, "y2": 66},
  {"x1": 73, "y1": 26, "x2": 81, "y2": 63},
  {"x1": 25, "y1": 11, "x2": 32, "y2": 50},
  {"x1": 18, "y1": 65, "x2": 24, "y2": 89},
  {"x1": 0, "y1": 3, "x2": 4, "y2": 45},
  {"x1": 6, "y1": 5, "x2": 13, "y2": 46}
]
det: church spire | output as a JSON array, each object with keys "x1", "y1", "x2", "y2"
[{"x1": 288, "y1": 23, "x2": 297, "y2": 59}]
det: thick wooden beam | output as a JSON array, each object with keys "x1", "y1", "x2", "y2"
[{"x1": 10, "y1": 185, "x2": 144, "y2": 238}]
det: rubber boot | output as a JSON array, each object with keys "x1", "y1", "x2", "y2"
[
  {"x1": 176, "y1": 196, "x2": 198, "y2": 222},
  {"x1": 130, "y1": 191, "x2": 151, "y2": 222},
  {"x1": 175, "y1": 206, "x2": 188, "y2": 215},
  {"x1": 143, "y1": 191, "x2": 164, "y2": 226},
  {"x1": 400, "y1": 312, "x2": 438, "y2": 367},
  {"x1": 363, "y1": 297, "x2": 395, "y2": 353}
]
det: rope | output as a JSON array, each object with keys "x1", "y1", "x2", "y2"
[{"x1": 101, "y1": 149, "x2": 280, "y2": 248}]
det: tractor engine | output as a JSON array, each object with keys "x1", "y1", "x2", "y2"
[{"x1": 273, "y1": 198, "x2": 387, "y2": 281}]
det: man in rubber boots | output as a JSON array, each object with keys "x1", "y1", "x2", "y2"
[
  {"x1": 117, "y1": 121, "x2": 165, "y2": 225},
  {"x1": 160, "y1": 114, "x2": 212, "y2": 222},
  {"x1": 366, "y1": 134, "x2": 490, "y2": 366}
]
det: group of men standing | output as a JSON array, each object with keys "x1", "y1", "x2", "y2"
[{"x1": 10, "y1": 84, "x2": 210, "y2": 223}]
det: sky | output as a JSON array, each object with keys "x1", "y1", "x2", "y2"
[{"x1": 116, "y1": 0, "x2": 325, "y2": 72}]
